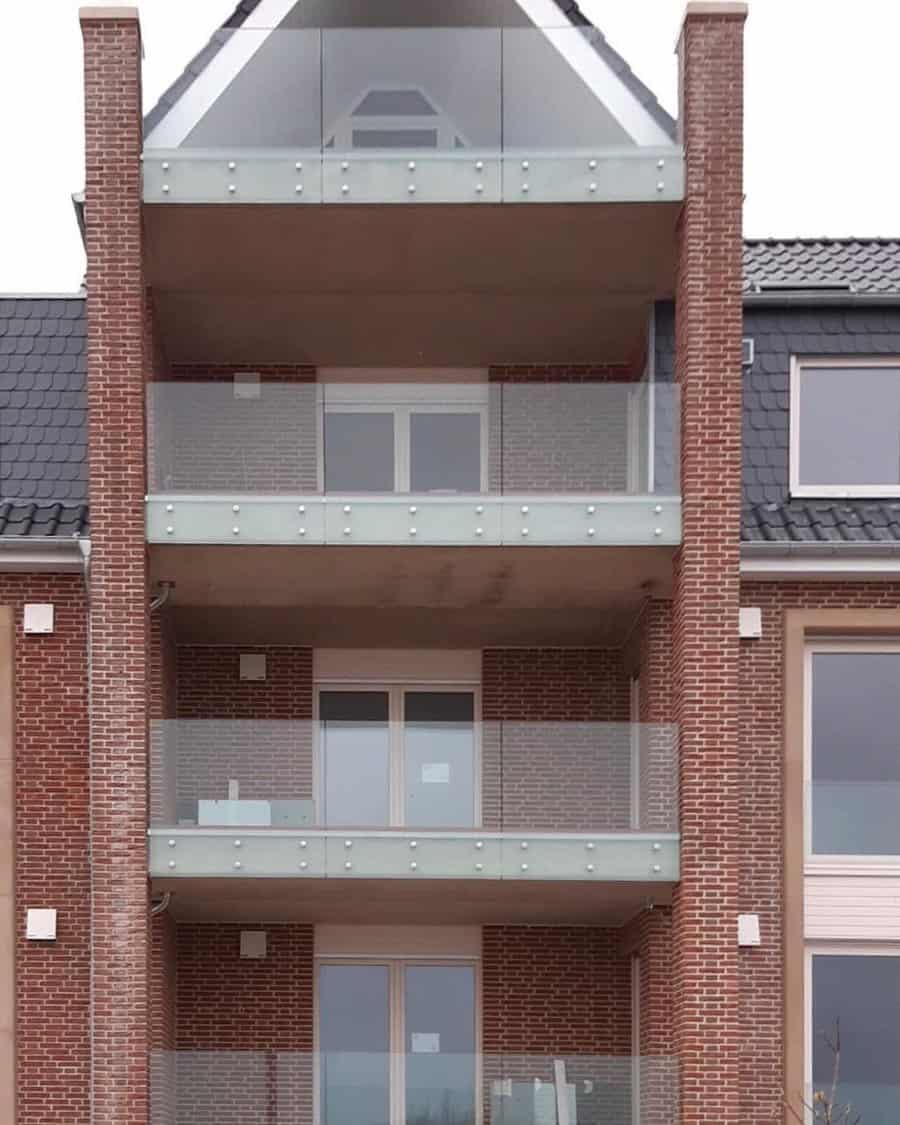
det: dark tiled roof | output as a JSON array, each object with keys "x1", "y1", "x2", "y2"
[
  {"x1": 743, "y1": 500, "x2": 900, "y2": 546},
  {"x1": 0, "y1": 501, "x2": 88, "y2": 539},
  {"x1": 144, "y1": 0, "x2": 676, "y2": 141},
  {"x1": 0, "y1": 296, "x2": 88, "y2": 537},
  {"x1": 744, "y1": 239, "x2": 900, "y2": 297}
]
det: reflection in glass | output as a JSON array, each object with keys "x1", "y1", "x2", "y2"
[
  {"x1": 405, "y1": 965, "x2": 476, "y2": 1125},
  {"x1": 324, "y1": 413, "x2": 395, "y2": 492},
  {"x1": 404, "y1": 693, "x2": 475, "y2": 827},
  {"x1": 409, "y1": 415, "x2": 482, "y2": 493},
  {"x1": 320, "y1": 692, "x2": 390, "y2": 826},
  {"x1": 320, "y1": 965, "x2": 391, "y2": 1125}
]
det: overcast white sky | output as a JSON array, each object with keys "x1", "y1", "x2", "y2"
[{"x1": 0, "y1": 0, "x2": 898, "y2": 292}]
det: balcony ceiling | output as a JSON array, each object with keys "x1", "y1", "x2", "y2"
[
  {"x1": 152, "y1": 874, "x2": 673, "y2": 927},
  {"x1": 150, "y1": 543, "x2": 675, "y2": 647},
  {"x1": 144, "y1": 202, "x2": 679, "y2": 366}
]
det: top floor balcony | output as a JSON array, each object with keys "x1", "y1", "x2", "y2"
[{"x1": 142, "y1": 19, "x2": 683, "y2": 207}]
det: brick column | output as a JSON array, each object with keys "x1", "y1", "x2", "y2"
[
  {"x1": 81, "y1": 8, "x2": 150, "y2": 1125},
  {"x1": 672, "y1": 4, "x2": 747, "y2": 1124}
]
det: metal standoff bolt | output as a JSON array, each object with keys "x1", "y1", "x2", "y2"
[
  {"x1": 344, "y1": 861, "x2": 353, "y2": 870},
  {"x1": 589, "y1": 183, "x2": 597, "y2": 194},
  {"x1": 475, "y1": 160, "x2": 484, "y2": 171},
  {"x1": 165, "y1": 504, "x2": 174, "y2": 513},
  {"x1": 475, "y1": 184, "x2": 484, "y2": 194},
  {"x1": 521, "y1": 528, "x2": 529, "y2": 537},
  {"x1": 298, "y1": 505, "x2": 306, "y2": 514},
  {"x1": 168, "y1": 860, "x2": 176, "y2": 869},
  {"x1": 521, "y1": 183, "x2": 529, "y2": 193},
  {"x1": 586, "y1": 864, "x2": 595, "y2": 873},
  {"x1": 521, "y1": 505, "x2": 529, "y2": 514},
  {"x1": 166, "y1": 526, "x2": 174, "y2": 535},
  {"x1": 410, "y1": 862, "x2": 418, "y2": 871},
  {"x1": 233, "y1": 861, "x2": 242, "y2": 870},
  {"x1": 521, "y1": 159, "x2": 529, "y2": 170},
  {"x1": 228, "y1": 160, "x2": 236, "y2": 170},
  {"x1": 409, "y1": 505, "x2": 417, "y2": 514},
  {"x1": 654, "y1": 528, "x2": 663, "y2": 537},
  {"x1": 296, "y1": 185, "x2": 304, "y2": 194},
  {"x1": 475, "y1": 840, "x2": 484, "y2": 850},
  {"x1": 343, "y1": 505, "x2": 352, "y2": 514},
  {"x1": 408, "y1": 160, "x2": 416, "y2": 171},
  {"x1": 654, "y1": 504, "x2": 662, "y2": 514},
  {"x1": 652, "y1": 864, "x2": 661, "y2": 874},
  {"x1": 409, "y1": 840, "x2": 417, "y2": 849},
  {"x1": 587, "y1": 505, "x2": 596, "y2": 515},
  {"x1": 299, "y1": 528, "x2": 306, "y2": 536},
  {"x1": 162, "y1": 161, "x2": 170, "y2": 171},
  {"x1": 586, "y1": 842, "x2": 595, "y2": 851},
  {"x1": 162, "y1": 185, "x2": 170, "y2": 194},
  {"x1": 299, "y1": 861, "x2": 308, "y2": 870},
  {"x1": 228, "y1": 184, "x2": 237, "y2": 194},
  {"x1": 409, "y1": 528, "x2": 417, "y2": 537},
  {"x1": 521, "y1": 863, "x2": 529, "y2": 872},
  {"x1": 233, "y1": 839, "x2": 242, "y2": 848},
  {"x1": 233, "y1": 504, "x2": 240, "y2": 513},
  {"x1": 296, "y1": 161, "x2": 303, "y2": 171},
  {"x1": 656, "y1": 182, "x2": 665, "y2": 193},
  {"x1": 587, "y1": 529, "x2": 596, "y2": 538},
  {"x1": 300, "y1": 840, "x2": 308, "y2": 849},
  {"x1": 520, "y1": 841, "x2": 529, "y2": 850},
  {"x1": 168, "y1": 839, "x2": 176, "y2": 848},
  {"x1": 652, "y1": 842, "x2": 662, "y2": 852},
  {"x1": 476, "y1": 505, "x2": 484, "y2": 515},
  {"x1": 408, "y1": 185, "x2": 416, "y2": 195},
  {"x1": 588, "y1": 159, "x2": 597, "y2": 170},
  {"x1": 475, "y1": 528, "x2": 484, "y2": 537},
  {"x1": 475, "y1": 863, "x2": 484, "y2": 872},
  {"x1": 343, "y1": 527, "x2": 352, "y2": 536},
  {"x1": 232, "y1": 527, "x2": 240, "y2": 535},
  {"x1": 342, "y1": 185, "x2": 350, "y2": 195},
  {"x1": 341, "y1": 161, "x2": 349, "y2": 171},
  {"x1": 344, "y1": 840, "x2": 353, "y2": 849},
  {"x1": 657, "y1": 158, "x2": 665, "y2": 169}
]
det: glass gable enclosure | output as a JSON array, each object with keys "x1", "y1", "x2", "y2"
[{"x1": 142, "y1": 2, "x2": 683, "y2": 204}]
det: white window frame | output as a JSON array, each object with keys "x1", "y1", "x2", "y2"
[
  {"x1": 804, "y1": 943, "x2": 900, "y2": 1118},
  {"x1": 804, "y1": 640, "x2": 900, "y2": 869},
  {"x1": 790, "y1": 356, "x2": 900, "y2": 498},
  {"x1": 317, "y1": 384, "x2": 490, "y2": 495},
  {"x1": 314, "y1": 681, "x2": 482, "y2": 829},
  {"x1": 314, "y1": 955, "x2": 482, "y2": 1125}
]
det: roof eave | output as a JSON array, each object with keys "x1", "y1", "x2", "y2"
[
  {"x1": 743, "y1": 291, "x2": 900, "y2": 308},
  {"x1": 0, "y1": 537, "x2": 89, "y2": 574}
]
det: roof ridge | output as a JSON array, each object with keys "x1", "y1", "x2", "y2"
[{"x1": 744, "y1": 236, "x2": 900, "y2": 246}]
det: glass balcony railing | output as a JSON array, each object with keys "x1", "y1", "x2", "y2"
[
  {"x1": 148, "y1": 720, "x2": 679, "y2": 881},
  {"x1": 150, "y1": 1051, "x2": 680, "y2": 1125},
  {"x1": 142, "y1": 28, "x2": 683, "y2": 205},
  {"x1": 145, "y1": 381, "x2": 681, "y2": 546},
  {"x1": 810, "y1": 780, "x2": 900, "y2": 856}
]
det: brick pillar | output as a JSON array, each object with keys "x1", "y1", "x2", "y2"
[
  {"x1": 81, "y1": 8, "x2": 150, "y2": 1125},
  {"x1": 672, "y1": 4, "x2": 746, "y2": 1124}
]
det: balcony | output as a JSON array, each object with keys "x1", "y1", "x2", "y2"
[
  {"x1": 142, "y1": 27, "x2": 683, "y2": 207},
  {"x1": 148, "y1": 717, "x2": 679, "y2": 921},
  {"x1": 146, "y1": 380, "x2": 679, "y2": 548},
  {"x1": 150, "y1": 1051, "x2": 679, "y2": 1125}
]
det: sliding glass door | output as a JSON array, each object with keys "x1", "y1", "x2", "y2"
[{"x1": 319, "y1": 962, "x2": 477, "y2": 1125}]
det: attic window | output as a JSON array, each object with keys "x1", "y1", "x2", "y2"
[{"x1": 326, "y1": 87, "x2": 466, "y2": 151}]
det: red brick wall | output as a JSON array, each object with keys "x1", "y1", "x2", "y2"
[
  {"x1": 1, "y1": 576, "x2": 90, "y2": 1124},
  {"x1": 174, "y1": 922, "x2": 314, "y2": 1125},
  {"x1": 481, "y1": 649, "x2": 631, "y2": 831},
  {"x1": 81, "y1": 11, "x2": 150, "y2": 1125},
  {"x1": 737, "y1": 580, "x2": 900, "y2": 1122},
  {"x1": 672, "y1": 7, "x2": 746, "y2": 1125}
]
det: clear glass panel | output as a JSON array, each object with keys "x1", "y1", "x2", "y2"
[
  {"x1": 181, "y1": 30, "x2": 323, "y2": 149},
  {"x1": 325, "y1": 413, "x2": 396, "y2": 492},
  {"x1": 320, "y1": 692, "x2": 391, "y2": 826},
  {"x1": 320, "y1": 966, "x2": 391, "y2": 1125},
  {"x1": 811, "y1": 651, "x2": 900, "y2": 854},
  {"x1": 502, "y1": 29, "x2": 636, "y2": 152},
  {"x1": 405, "y1": 966, "x2": 476, "y2": 1125},
  {"x1": 323, "y1": 29, "x2": 502, "y2": 153},
  {"x1": 409, "y1": 414, "x2": 482, "y2": 493},
  {"x1": 404, "y1": 693, "x2": 476, "y2": 828},
  {"x1": 812, "y1": 955, "x2": 900, "y2": 1123},
  {"x1": 799, "y1": 366, "x2": 900, "y2": 488}
]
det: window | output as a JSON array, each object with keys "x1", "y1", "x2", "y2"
[
  {"x1": 806, "y1": 644, "x2": 900, "y2": 857},
  {"x1": 318, "y1": 960, "x2": 477, "y2": 1125},
  {"x1": 791, "y1": 359, "x2": 900, "y2": 496},
  {"x1": 317, "y1": 685, "x2": 479, "y2": 828},
  {"x1": 807, "y1": 949, "x2": 900, "y2": 1122},
  {"x1": 320, "y1": 385, "x2": 488, "y2": 495}
]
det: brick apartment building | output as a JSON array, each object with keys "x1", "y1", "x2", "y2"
[{"x1": 3, "y1": 1, "x2": 900, "y2": 1123}]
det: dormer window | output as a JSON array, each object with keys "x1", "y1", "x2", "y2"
[
  {"x1": 791, "y1": 358, "x2": 900, "y2": 496},
  {"x1": 326, "y1": 87, "x2": 466, "y2": 151}
]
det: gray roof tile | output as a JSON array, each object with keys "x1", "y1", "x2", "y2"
[
  {"x1": 744, "y1": 239, "x2": 900, "y2": 296},
  {"x1": 0, "y1": 501, "x2": 88, "y2": 539}
]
